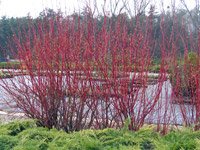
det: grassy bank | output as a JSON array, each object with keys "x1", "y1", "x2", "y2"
[
  {"x1": 0, "y1": 62, "x2": 21, "y2": 69},
  {"x1": 0, "y1": 71, "x2": 14, "y2": 79},
  {"x1": 0, "y1": 120, "x2": 200, "y2": 150}
]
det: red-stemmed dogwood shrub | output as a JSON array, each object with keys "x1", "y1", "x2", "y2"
[{"x1": 0, "y1": 8, "x2": 191, "y2": 133}]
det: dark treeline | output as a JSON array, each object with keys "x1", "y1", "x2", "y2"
[
  {"x1": 0, "y1": 9, "x2": 61, "y2": 60},
  {"x1": 0, "y1": 7, "x2": 197, "y2": 61}
]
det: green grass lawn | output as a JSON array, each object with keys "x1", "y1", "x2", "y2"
[{"x1": 0, "y1": 120, "x2": 200, "y2": 150}]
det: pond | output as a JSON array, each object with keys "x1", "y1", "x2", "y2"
[{"x1": 0, "y1": 75, "x2": 196, "y2": 125}]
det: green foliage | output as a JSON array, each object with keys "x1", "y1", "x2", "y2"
[
  {"x1": 188, "y1": 51, "x2": 199, "y2": 67},
  {"x1": 121, "y1": 117, "x2": 131, "y2": 132},
  {"x1": 17, "y1": 128, "x2": 53, "y2": 142},
  {"x1": 6, "y1": 119, "x2": 36, "y2": 136},
  {"x1": 1, "y1": 120, "x2": 200, "y2": 150},
  {"x1": 0, "y1": 119, "x2": 35, "y2": 136},
  {"x1": 149, "y1": 64, "x2": 161, "y2": 73},
  {"x1": 0, "y1": 124, "x2": 9, "y2": 135},
  {"x1": 0, "y1": 16, "x2": 30, "y2": 59},
  {"x1": 162, "y1": 128, "x2": 200, "y2": 150},
  {"x1": 140, "y1": 140, "x2": 154, "y2": 150},
  {"x1": 170, "y1": 51, "x2": 199, "y2": 98},
  {"x1": 0, "y1": 135, "x2": 18, "y2": 150},
  {"x1": 0, "y1": 61, "x2": 23, "y2": 78},
  {"x1": 149, "y1": 59, "x2": 161, "y2": 73},
  {"x1": 50, "y1": 130, "x2": 102, "y2": 150},
  {"x1": 13, "y1": 140, "x2": 48, "y2": 150},
  {"x1": 0, "y1": 62, "x2": 21, "y2": 69}
]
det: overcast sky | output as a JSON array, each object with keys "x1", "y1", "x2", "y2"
[{"x1": 0, "y1": 0, "x2": 196, "y2": 18}]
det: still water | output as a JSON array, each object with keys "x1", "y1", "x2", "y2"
[{"x1": 0, "y1": 75, "x2": 196, "y2": 125}]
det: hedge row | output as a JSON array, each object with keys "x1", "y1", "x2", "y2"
[
  {"x1": 0, "y1": 62, "x2": 21, "y2": 69},
  {"x1": 0, "y1": 120, "x2": 200, "y2": 150}
]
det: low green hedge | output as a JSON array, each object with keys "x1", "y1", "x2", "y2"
[
  {"x1": 0, "y1": 120, "x2": 200, "y2": 150},
  {"x1": 0, "y1": 62, "x2": 21, "y2": 69}
]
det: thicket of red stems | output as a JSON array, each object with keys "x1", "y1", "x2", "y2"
[
  {"x1": 1, "y1": 12, "x2": 200, "y2": 132},
  {"x1": 162, "y1": 15, "x2": 200, "y2": 129}
]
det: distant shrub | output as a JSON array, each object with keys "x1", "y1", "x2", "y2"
[
  {"x1": 149, "y1": 64, "x2": 161, "y2": 73},
  {"x1": 170, "y1": 51, "x2": 199, "y2": 99},
  {"x1": 0, "y1": 61, "x2": 21, "y2": 69}
]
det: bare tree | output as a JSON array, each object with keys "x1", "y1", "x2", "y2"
[
  {"x1": 180, "y1": 0, "x2": 200, "y2": 31},
  {"x1": 122, "y1": 0, "x2": 150, "y2": 17}
]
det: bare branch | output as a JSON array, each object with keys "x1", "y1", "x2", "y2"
[
  {"x1": 121, "y1": 0, "x2": 150, "y2": 17},
  {"x1": 180, "y1": 0, "x2": 200, "y2": 30}
]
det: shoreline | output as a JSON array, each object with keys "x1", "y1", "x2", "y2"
[{"x1": 0, "y1": 110, "x2": 26, "y2": 124}]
